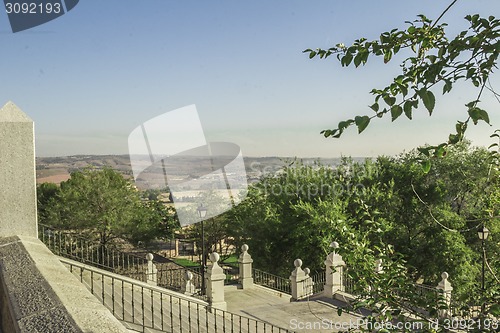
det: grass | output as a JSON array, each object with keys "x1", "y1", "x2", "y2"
[
  {"x1": 173, "y1": 258, "x2": 200, "y2": 267},
  {"x1": 221, "y1": 254, "x2": 238, "y2": 263},
  {"x1": 174, "y1": 254, "x2": 238, "y2": 268}
]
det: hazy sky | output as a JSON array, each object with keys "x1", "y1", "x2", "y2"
[{"x1": 1, "y1": 1, "x2": 499, "y2": 157}]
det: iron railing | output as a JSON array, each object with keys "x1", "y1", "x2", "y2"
[
  {"x1": 39, "y1": 224, "x2": 205, "y2": 295},
  {"x1": 343, "y1": 271, "x2": 357, "y2": 295},
  {"x1": 62, "y1": 258, "x2": 292, "y2": 333},
  {"x1": 253, "y1": 269, "x2": 291, "y2": 294},
  {"x1": 309, "y1": 271, "x2": 325, "y2": 295},
  {"x1": 39, "y1": 224, "x2": 148, "y2": 277}
]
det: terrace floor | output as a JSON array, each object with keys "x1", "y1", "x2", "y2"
[{"x1": 224, "y1": 285, "x2": 369, "y2": 332}]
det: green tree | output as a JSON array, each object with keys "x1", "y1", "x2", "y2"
[
  {"x1": 39, "y1": 167, "x2": 171, "y2": 248},
  {"x1": 37, "y1": 182, "x2": 60, "y2": 223},
  {"x1": 302, "y1": 2, "x2": 500, "y2": 328},
  {"x1": 305, "y1": 9, "x2": 499, "y2": 162},
  {"x1": 180, "y1": 191, "x2": 236, "y2": 265}
]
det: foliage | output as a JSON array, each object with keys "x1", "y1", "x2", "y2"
[
  {"x1": 228, "y1": 159, "x2": 355, "y2": 277},
  {"x1": 300, "y1": 3, "x2": 499, "y2": 329},
  {"x1": 37, "y1": 167, "x2": 178, "y2": 247},
  {"x1": 228, "y1": 143, "x2": 499, "y2": 330},
  {"x1": 304, "y1": 12, "x2": 499, "y2": 162},
  {"x1": 181, "y1": 191, "x2": 236, "y2": 265}
]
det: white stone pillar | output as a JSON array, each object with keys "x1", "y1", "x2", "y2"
[
  {"x1": 290, "y1": 259, "x2": 308, "y2": 301},
  {"x1": 181, "y1": 270, "x2": 196, "y2": 295},
  {"x1": 437, "y1": 272, "x2": 453, "y2": 318},
  {"x1": 303, "y1": 267, "x2": 314, "y2": 297},
  {"x1": 323, "y1": 241, "x2": 345, "y2": 297},
  {"x1": 374, "y1": 258, "x2": 384, "y2": 274},
  {"x1": 145, "y1": 253, "x2": 157, "y2": 286},
  {"x1": 0, "y1": 102, "x2": 37, "y2": 238},
  {"x1": 238, "y1": 244, "x2": 253, "y2": 289},
  {"x1": 206, "y1": 252, "x2": 227, "y2": 311}
]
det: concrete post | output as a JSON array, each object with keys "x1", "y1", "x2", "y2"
[
  {"x1": 145, "y1": 253, "x2": 157, "y2": 286},
  {"x1": 0, "y1": 102, "x2": 37, "y2": 238},
  {"x1": 174, "y1": 238, "x2": 179, "y2": 257},
  {"x1": 206, "y1": 252, "x2": 227, "y2": 311},
  {"x1": 323, "y1": 241, "x2": 345, "y2": 297},
  {"x1": 436, "y1": 272, "x2": 453, "y2": 318},
  {"x1": 303, "y1": 267, "x2": 314, "y2": 297},
  {"x1": 374, "y1": 258, "x2": 384, "y2": 274},
  {"x1": 238, "y1": 244, "x2": 253, "y2": 289},
  {"x1": 290, "y1": 259, "x2": 308, "y2": 301},
  {"x1": 181, "y1": 270, "x2": 196, "y2": 295}
]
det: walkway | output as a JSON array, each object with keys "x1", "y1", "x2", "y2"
[{"x1": 225, "y1": 285, "x2": 368, "y2": 332}]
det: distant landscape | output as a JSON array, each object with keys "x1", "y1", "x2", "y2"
[{"x1": 36, "y1": 155, "x2": 368, "y2": 185}]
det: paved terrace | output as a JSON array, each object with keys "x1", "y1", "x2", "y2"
[{"x1": 225, "y1": 285, "x2": 367, "y2": 333}]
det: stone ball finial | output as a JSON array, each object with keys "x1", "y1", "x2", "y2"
[
  {"x1": 146, "y1": 253, "x2": 154, "y2": 261},
  {"x1": 241, "y1": 244, "x2": 249, "y2": 252},
  {"x1": 210, "y1": 252, "x2": 220, "y2": 263},
  {"x1": 185, "y1": 271, "x2": 193, "y2": 280},
  {"x1": 304, "y1": 268, "x2": 310, "y2": 275},
  {"x1": 330, "y1": 241, "x2": 339, "y2": 249},
  {"x1": 294, "y1": 259, "x2": 303, "y2": 268},
  {"x1": 441, "y1": 272, "x2": 449, "y2": 280}
]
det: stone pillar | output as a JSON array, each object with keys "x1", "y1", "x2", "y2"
[
  {"x1": 374, "y1": 258, "x2": 384, "y2": 274},
  {"x1": 290, "y1": 259, "x2": 308, "y2": 301},
  {"x1": 145, "y1": 253, "x2": 157, "y2": 286},
  {"x1": 0, "y1": 102, "x2": 37, "y2": 238},
  {"x1": 436, "y1": 272, "x2": 453, "y2": 318},
  {"x1": 181, "y1": 270, "x2": 196, "y2": 295},
  {"x1": 303, "y1": 267, "x2": 314, "y2": 297},
  {"x1": 238, "y1": 244, "x2": 253, "y2": 289},
  {"x1": 323, "y1": 241, "x2": 345, "y2": 297},
  {"x1": 206, "y1": 252, "x2": 227, "y2": 311}
]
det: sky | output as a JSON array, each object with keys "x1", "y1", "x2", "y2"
[{"x1": 1, "y1": 1, "x2": 499, "y2": 158}]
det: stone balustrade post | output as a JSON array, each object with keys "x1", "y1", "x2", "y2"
[
  {"x1": 0, "y1": 102, "x2": 37, "y2": 238},
  {"x1": 181, "y1": 270, "x2": 196, "y2": 295},
  {"x1": 436, "y1": 272, "x2": 453, "y2": 318},
  {"x1": 303, "y1": 267, "x2": 314, "y2": 297},
  {"x1": 374, "y1": 258, "x2": 384, "y2": 274},
  {"x1": 206, "y1": 252, "x2": 227, "y2": 311},
  {"x1": 145, "y1": 253, "x2": 158, "y2": 286},
  {"x1": 323, "y1": 241, "x2": 346, "y2": 297},
  {"x1": 238, "y1": 244, "x2": 253, "y2": 289},
  {"x1": 290, "y1": 259, "x2": 308, "y2": 301}
]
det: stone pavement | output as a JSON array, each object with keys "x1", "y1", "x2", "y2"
[{"x1": 225, "y1": 285, "x2": 369, "y2": 332}]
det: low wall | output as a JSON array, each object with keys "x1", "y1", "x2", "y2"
[{"x1": 0, "y1": 235, "x2": 128, "y2": 333}]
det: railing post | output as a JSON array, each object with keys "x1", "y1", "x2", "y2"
[
  {"x1": 303, "y1": 268, "x2": 314, "y2": 297},
  {"x1": 181, "y1": 270, "x2": 196, "y2": 295},
  {"x1": 206, "y1": 252, "x2": 227, "y2": 311},
  {"x1": 290, "y1": 259, "x2": 308, "y2": 301},
  {"x1": 323, "y1": 241, "x2": 345, "y2": 297},
  {"x1": 238, "y1": 244, "x2": 253, "y2": 289},
  {"x1": 145, "y1": 253, "x2": 157, "y2": 286},
  {"x1": 374, "y1": 258, "x2": 384, "y2": 274},
  {"x1": 436, "y1": 272, "x2": 453, "y2": 318}
]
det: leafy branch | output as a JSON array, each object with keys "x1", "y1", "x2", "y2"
[{"x1": 304, "y1": 13, "x2": 499, "y2": 162}]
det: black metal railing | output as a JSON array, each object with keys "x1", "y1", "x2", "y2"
[
  {"x1": 309, "y1": 271, "x2": 325, "y2": 295},
  {"x1": 62, "y1": 258, "x2": 292, "y2": 333},
  {"x1": 38, "y1": 224, "x2": 205, "y2": 295},
  {"x1": 39, "y1": 224, "x2": 148, "y2": 278},
  {"x1": 253, "y1": 269, "x2": 291, "y2": 294},
  {"x1": 342, "y1": 271, "x2": 357, "y2": 295}
]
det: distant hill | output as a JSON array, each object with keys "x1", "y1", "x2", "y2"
[{"x1": 36, "y1": 155, "x2": 369, "y2": 185}]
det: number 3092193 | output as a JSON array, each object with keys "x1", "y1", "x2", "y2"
[{"x1": 5, "y1": 2, "x2": 61, "y2": 14}]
